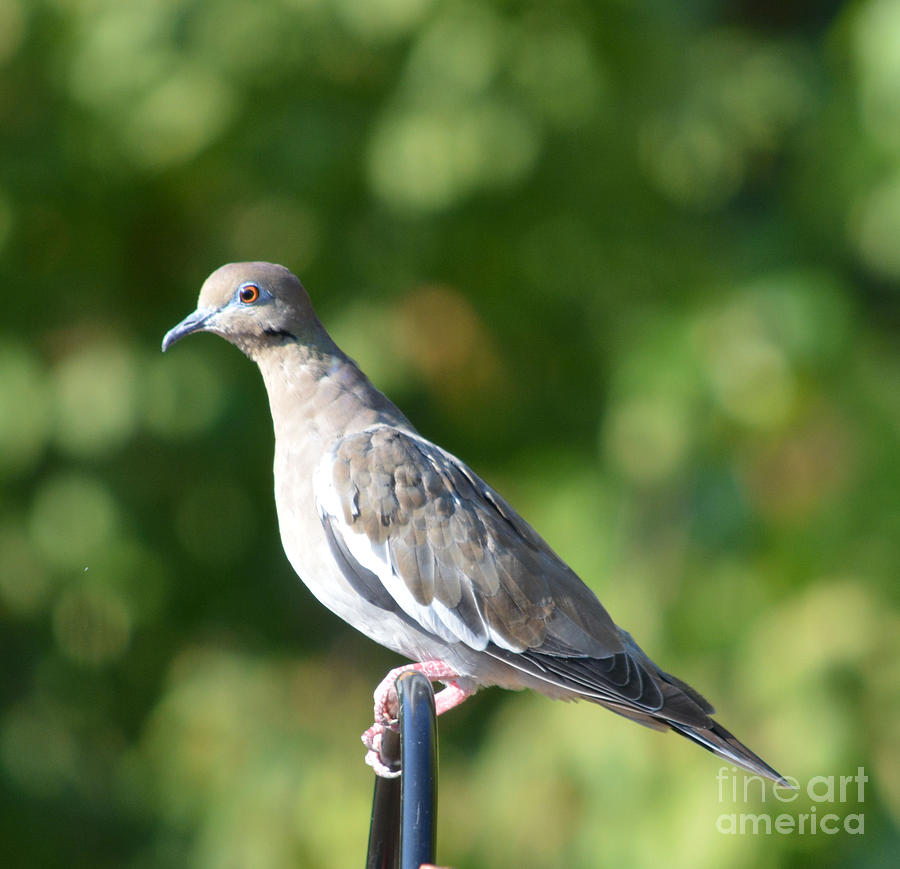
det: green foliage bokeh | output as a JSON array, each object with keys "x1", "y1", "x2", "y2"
[{"x1": 1, "y1": 1, "x2": 898, "y2": 867}]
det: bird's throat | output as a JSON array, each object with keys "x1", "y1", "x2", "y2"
[{"x1": 255, "y1": 342, "x2": 411, "y2": 451}]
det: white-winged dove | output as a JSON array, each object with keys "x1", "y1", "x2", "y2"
[{"x1": 163, "y1": 262, "x2": 788, "y2": 784}]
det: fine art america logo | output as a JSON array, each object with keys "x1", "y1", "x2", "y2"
[{"x1": 716, "y1": 766, "x2": 867, "y2": 836}]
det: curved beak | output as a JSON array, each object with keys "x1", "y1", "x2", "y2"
[{"x1": 161, "y1": 307, "x2": 216, "y2": 352}]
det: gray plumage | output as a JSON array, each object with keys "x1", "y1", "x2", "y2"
[{"x1": 163, "y1": 261, "x2": 789, "y2": 785}]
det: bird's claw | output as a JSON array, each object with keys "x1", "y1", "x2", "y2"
[
  {"x1": 364, "y1": 747, "x2": 401, "y2": 778},
  {"x1": 362, "y1": 660, "x2": 467, "y2": 778},
  {"x1": 361, "y1": 721, "x2": 401, "y2": 778},
  {"x1": 359, "y1": 672, "x2": 403, "y2": 776},
  {"x1": 373, "y1": 676, "x2": 401, "y2": 725}
]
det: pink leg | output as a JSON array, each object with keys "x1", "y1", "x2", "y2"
[{"x1": 362, "y1": 660, "x2": 473, "y2": 777}]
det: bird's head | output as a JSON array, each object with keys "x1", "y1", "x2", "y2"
[{"x1": 162, "y1": 262, "x2": 320, "y2": 358}]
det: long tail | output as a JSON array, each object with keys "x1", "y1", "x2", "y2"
[
  {"x1": 600, "y1": 697, "x2": 791, "y2": 786},
  {"x1": 666, "y1": 718, "x2": 792, "y2": 786},
  {"x1": 607, "y1": 659, "x2": 792, "y2": 787},
  {"x1": 487, "y1": 634, "x2": 792, "y2": 786}
]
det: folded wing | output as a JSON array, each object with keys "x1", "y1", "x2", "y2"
[{"x1": 314, "y1": 425, "x2": 703, "y2": 721}]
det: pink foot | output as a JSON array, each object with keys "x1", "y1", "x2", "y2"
[
  {"x1": 362, "y1": 722, "x2": 397, "y2": 777},
  {"x1": 361, "y1": 660, "x2": 473, "y2": 778}
]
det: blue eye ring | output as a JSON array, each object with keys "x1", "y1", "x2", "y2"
[{"x1": 238, "y1": 283, "x2": 261, "y2": 304}]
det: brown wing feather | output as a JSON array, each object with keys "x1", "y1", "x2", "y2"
[
  {"x1": 329, "y1": 425, "x2": 625, "y2": 658},
  {"x1": 322, "y1": 425, "x2": 725, "y2": 732}
]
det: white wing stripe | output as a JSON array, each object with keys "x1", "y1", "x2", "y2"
[{"x1": 314, "y1": 447, "x2": 508, "y2": 652}]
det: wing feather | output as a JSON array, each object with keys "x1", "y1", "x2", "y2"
[
  {"x1": 313, "y1": 425, "x2": 688, "y2": 715},
  {"x1": 313, "y1": 424, "x2": 787, "y2": 781}
]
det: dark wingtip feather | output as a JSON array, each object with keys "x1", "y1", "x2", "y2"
[{"x1": 667, "y1": 718, "x2": 794, "y2": 788}]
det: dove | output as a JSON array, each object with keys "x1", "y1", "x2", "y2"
[{"x1": 163, "y1": 262, "x2": 788, "y2": 784}]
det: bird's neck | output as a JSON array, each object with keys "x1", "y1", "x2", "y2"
[{"x1": 254, "y1": 339, "x2": 413, "y2": 450}]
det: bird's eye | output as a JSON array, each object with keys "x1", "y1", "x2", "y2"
[{"x1": 238, "y1": 283, "x2": 260, "y2": 304}]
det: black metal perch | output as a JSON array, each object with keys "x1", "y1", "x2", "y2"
[{"x1": 365, "y1": 671, "x2": 438, "y2": 869}]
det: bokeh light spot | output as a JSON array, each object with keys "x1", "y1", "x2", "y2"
[
  {"x1": 333, "y1": 0, "x2": 435, "y2": 42},
  {"x1": 66, "y1": 3, "x2": 174, "y2": 111},
  {"x1": 394, "y1": 284, "x2": 506, "y2": 409},
  {"x1": 28, "y1": 473, "x2": 119, "y2": 571},
  {"x1": 740, "y1": 579, "x2": 886, "y2": 772},
  {"x1": 0, "y1": 521, "x2": 51, "y2": 615},
  {"x1": 695, "y1": 302, "x2": 796, "y2": 430},
  {"x1": 65, "y1": 4, "x2": 235, "y2": 167},
  {"x1": 605, "y1": 396, "x2": 690, "y2": 484},
  {"x1": 191, "y1": 0, "x2": 294, "y2": 80},
  {"x1": 404, "y1": 3, "x2": 502, "y2": 98},
  {"x1": 742, "y1": 412, "x2": 855, "y2": 523},
  {"x1": 850, "y1": 171, "x2": 900, "y2": 278},
  {"x1": 738, "y1": 270, "x2": 851, "y2": 365},
  {"x1": 853, "y1": 0, "x2": 900, "y2": 148},
  {"x1": 0, "y1": 340, "x2": 51, "y2": 478},
  {"x1": 511, "y1": 21, "x2": 606, "y2": 127},
  {"x1": 640, "y1": 34, "x2": 809, "y2": 210},
  {"x1": 368, "y1": 108, "x2": 481, "y2": 212},
  {"x1": 641, "y1": 112, "x2": 743, "y2": 210},
  {"x1": 138, "y1": 645, "x2": 374, "y2": 862},
  {"x1": 367, "y1": 102, "x2": 539, "y2": 212},
  {"x1": 143, "y1": 345, "x2": 225, "y2": 439},
  {"x1": 329, "y1": 301, "x2": 413, "y2": 397},
  {"x1": 122, "y1": 67, "x2": 235, "y2": 169},
  {"x1": 53, "y1": 339, "x2": 137, "y2": 456}
]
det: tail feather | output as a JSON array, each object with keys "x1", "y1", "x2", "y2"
[
  {"x1": 666, "y1": 718, "x2": 792, "y2": 787},
  {"x1": 601, "y1": 698, "x2": 791, "y2": 786},
  {"x1": 485, "y1": 637, "x2": 791, "y2": 785}
]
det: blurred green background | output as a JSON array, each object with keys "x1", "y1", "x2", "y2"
[{"x1": 1, "y1": 0, "x2": 898, "y2": 866}]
